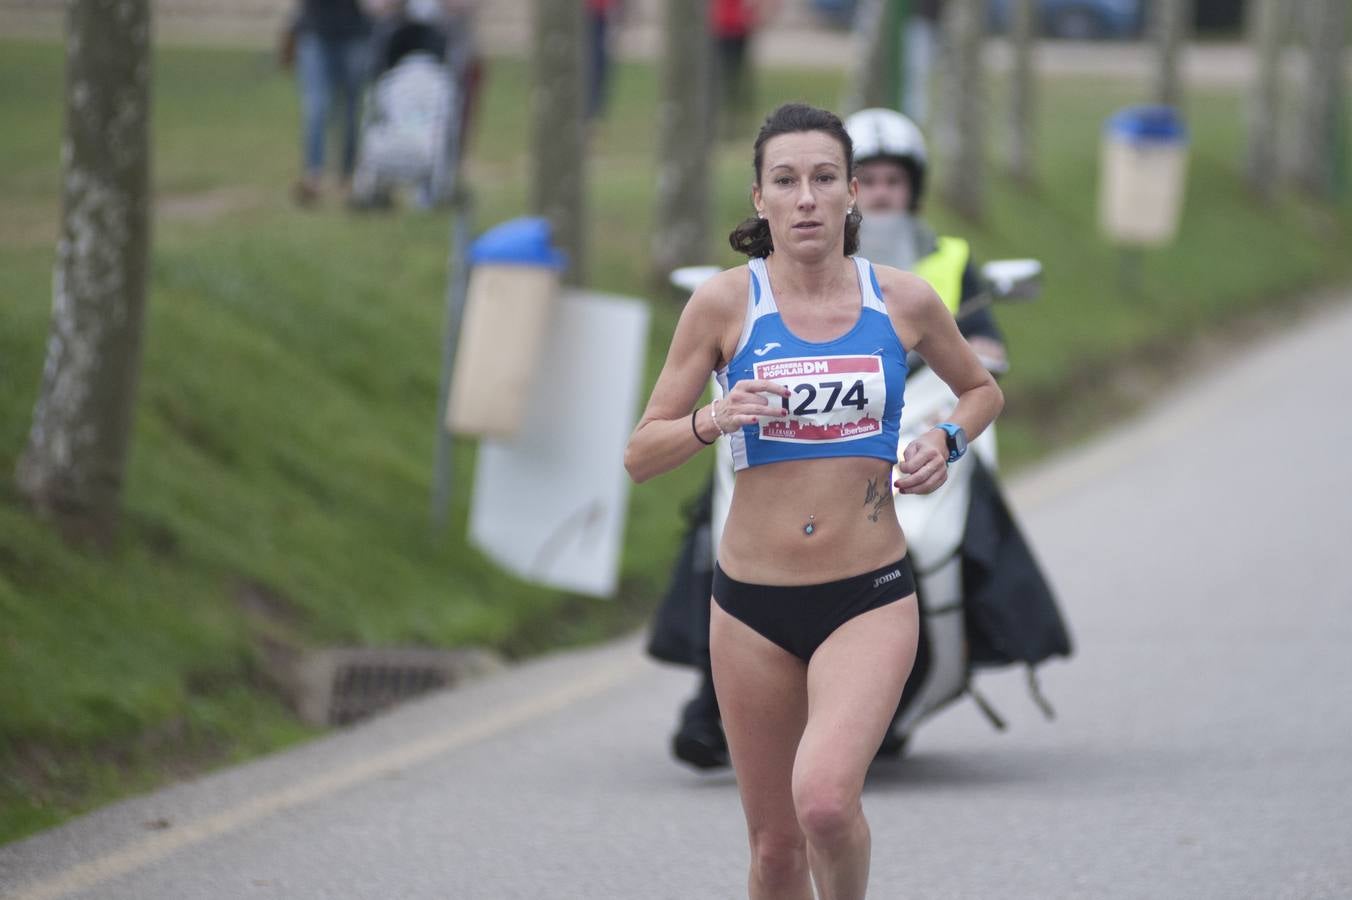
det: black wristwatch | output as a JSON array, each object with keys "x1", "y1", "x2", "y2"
[{"x1": 935, "y1": 422, "x2": 968, "y2": 464}]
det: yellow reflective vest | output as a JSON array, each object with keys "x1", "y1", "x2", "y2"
[{"x1": 911, "y1": 235, "x2": 970, "y2": 317}]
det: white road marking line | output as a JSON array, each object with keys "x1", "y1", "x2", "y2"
[{"x1": 5, "y1": 654, "x2": 646, "y2": 900}]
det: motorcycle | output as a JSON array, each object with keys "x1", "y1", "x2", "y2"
[{"x1": 654, "y1": 259, "x2": 1071, "y2": 764}]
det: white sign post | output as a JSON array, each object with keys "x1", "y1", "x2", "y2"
[{"x1": 468, "y1": 290, "x2": 651, "y2": 598}]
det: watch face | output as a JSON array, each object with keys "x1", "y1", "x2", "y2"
[{"x1": 941, "y1": 423, "x2": 967, "y2": 460}]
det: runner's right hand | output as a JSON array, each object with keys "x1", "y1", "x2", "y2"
[{"x1": 715, "y1": 379, "x2": 790, "y2": 431}]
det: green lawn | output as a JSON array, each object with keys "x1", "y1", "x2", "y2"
[{"x1": 1, "y1": 38, "x2": 1349, "y2": 843}]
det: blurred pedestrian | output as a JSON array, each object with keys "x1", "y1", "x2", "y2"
[
  {"x1": 586, "y1": 0, "x2": 625, "y2": 120},
  {"x1": 709, "y1": 0, "x2": 781, "y2": 138},
  {"x1": 903, "y1": 0, "x2": 942, "y2": 126},
  {"x1": 285, "y1": 0, "x2": 373, "y2": 206},
  {"x1": 625, "y1": 102, "x2": 1002, "y2": 899}
]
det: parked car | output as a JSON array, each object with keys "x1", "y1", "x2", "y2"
[
  {"x1": 987, "y1": 0, "x2": 1143, "y2": 40},
  {"x1": 809, "y1": 0, "x2": 1145, "y2": 40},
  {"x1": 809, "y1": 0, "x2": 858, "y2": 29}
]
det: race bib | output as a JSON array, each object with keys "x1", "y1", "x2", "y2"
[{"x1": 752, "y1": 354, "x2": 887, "y2": 443}]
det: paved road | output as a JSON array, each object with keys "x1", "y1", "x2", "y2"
[{"x1": 4, "y1": 293, "x2": 1352, "y2": 899}]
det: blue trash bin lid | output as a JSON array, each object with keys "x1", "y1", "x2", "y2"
[
  {"x1": 1105, "y1": 105, "x2": 1188, "y2": 143},
  {"x1": 469, "y1": 217, "x2": 568, "y2": 269}
]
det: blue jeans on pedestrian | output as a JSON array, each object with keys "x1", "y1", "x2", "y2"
[{"x1": 296, "y1": 31, "x2": 369, "y2": 179}]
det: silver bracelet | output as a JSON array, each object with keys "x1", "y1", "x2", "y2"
[{"x1": 709, "y1": 401, "x2": 726, "y2": 436}]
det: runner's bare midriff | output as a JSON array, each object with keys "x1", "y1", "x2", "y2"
[{"x1": 717, "y1": 456, "x2": 908, "y2": 585}]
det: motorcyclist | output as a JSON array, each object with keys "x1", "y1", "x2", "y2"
[
  {"x1": 648, "y1": 108, "x2": 1055, "y2": 770},
  {"x1": 847, "y1": 106, "x2": 1008, "y2": 373}
]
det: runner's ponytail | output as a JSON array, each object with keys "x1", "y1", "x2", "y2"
[{"x1": 729, "y1": 216, "x2": 773, "y2": 258}]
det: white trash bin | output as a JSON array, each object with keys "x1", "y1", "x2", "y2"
[{"x1": 1098, "y1": 105, "x2": 1189, "y2": 246}]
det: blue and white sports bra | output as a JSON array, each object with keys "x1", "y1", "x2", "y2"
[{"x1": 716, "y1": 256, "x2": 908, "y2": 472}]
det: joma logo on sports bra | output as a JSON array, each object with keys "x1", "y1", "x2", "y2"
[{"x1": 752, "y1": 354, "x2": 887, "y2": 444}]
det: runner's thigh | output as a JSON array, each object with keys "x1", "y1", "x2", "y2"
[
  {"x1": 710, "y1": 600, "x2": 810, "y2": 832},
  {"x1": 795, "y1": 597, "x2": 919, "y2": 795}
]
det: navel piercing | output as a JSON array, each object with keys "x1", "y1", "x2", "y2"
[{"x1": 804, "y1": 515, "x2": 816, "y2": 536}]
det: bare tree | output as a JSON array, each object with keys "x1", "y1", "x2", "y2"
[
  {"x1": 1243, "y1": 0, "x2": 1283, "y2": 200},
  {"x1": 16, "y1": 0, "x2": 152, "y2": 544},
  {"x1": 530, "y1": 0, "x2": 587, "y2": 286},
  {"x1": 651, "y1": 0, "x2": 713, "y2": 282},
  {"x1": 938, "y1": 0, "x2": 986, "y2": 221},
  {"x1": 1006, "y1": 0, "x2": 1037, "y2": 184},
  {"x1": 1294, "y1": 0, "x2": 1348, "y2": 201},
  {"x1": 1149, "y1": 0, "x2": 1192, "y2": 108}
]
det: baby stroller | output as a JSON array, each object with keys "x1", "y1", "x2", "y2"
[{"x1": 349, "y1": 13, "x2": 461, "y2": 209}]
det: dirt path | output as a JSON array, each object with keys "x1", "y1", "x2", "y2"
[
  {"x1": 1, "y1": 187, "x2": 269, "y2": 250},
  {"x1": 4, "y1": 0, "x2": 1317, "y2": 87}
]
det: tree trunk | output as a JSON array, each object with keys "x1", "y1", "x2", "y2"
[
  {"x1": 938, "y1": 0, "x2": 985, "y2": 221},
  {"x1": 843, "y1": 0, "x2": 910, "y2": 115},
  {"x1": 530, "y1": 0, "x2": 587, "y2": 286},
  {"x1": 16, "y1": 0, "x2": 152, "y2": 545},
  {"x1": 1150, "y1": 0, "x2": 1192, "y2": 108},
  {"x1": 1294, "y1": 0, "x2": 1347, "y2": 201},
  {"x1": 1006, "y1": 0, "x2": 1036, "y2": 184},
  {"x1": 1243, "y1": 0, "x2": 1282, "y2": 201},
  {"x1": 651, "y1": 0, "x2": 712, "y2": 283}
]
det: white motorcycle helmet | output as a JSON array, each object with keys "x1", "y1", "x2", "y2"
[{"x1": 845, "y1": 107, "x2": 928, "y2": 212}]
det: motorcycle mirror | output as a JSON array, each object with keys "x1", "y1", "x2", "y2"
[
  {"x1": 981, "y1": 259, "x2": 1042, "y2": 301},
  {"x1": 668, "y1": 265, "x2": 722, "y2": 294}
]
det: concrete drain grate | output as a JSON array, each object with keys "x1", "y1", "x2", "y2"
[{"x1": 295, "y1": 647, "x2": 504, "y2": 726}]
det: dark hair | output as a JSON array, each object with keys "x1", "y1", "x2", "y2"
[{"x1": 729, "y1": 103, "x2": 862, "y2": 259}]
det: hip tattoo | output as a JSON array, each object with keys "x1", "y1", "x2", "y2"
[{"x1": 864, "y1": 477, "x2": 889, "y2": 523}]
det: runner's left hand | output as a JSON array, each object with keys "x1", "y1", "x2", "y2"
[{"x1": 894, "y1": 431, "x2": 948, "y2": 495}]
